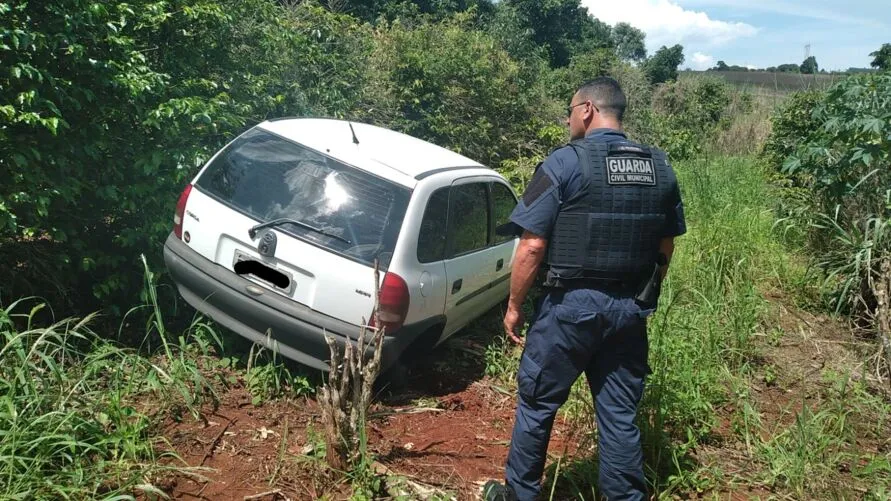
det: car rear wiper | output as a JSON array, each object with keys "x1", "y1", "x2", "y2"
[{"x1": 248, "y1": 218, "x2": 351, "y2": 245}]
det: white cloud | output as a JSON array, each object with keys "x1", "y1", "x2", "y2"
[
  {"x1": 583, "y1": 0, "x2": 759, "y2": 51},
  {"x1": 679, "y1": 0, "x2": 885, "y2": 28},
  {"x1": 691, "y1": 52, "x2": 715, "y2": 69}
]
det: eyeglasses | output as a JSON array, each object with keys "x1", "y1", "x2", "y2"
[
  {"x1": 565, "y1": 100, "x2": 598, "y2": 116},
  {"x1": 565, "y1": 101, "x2": 587, "y2": 116}
]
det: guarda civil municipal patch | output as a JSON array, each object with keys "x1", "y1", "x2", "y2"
[{"x1": 605, "y1": 156, "x2": 657, "y2": 186}]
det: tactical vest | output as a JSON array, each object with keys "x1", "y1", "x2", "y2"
[{"x1": 545, "y1": 136, "x2": 675, "y2": 285}]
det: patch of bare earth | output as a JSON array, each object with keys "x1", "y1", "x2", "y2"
[
  {"x1": 154, "y1": 336, "x2": 578, "y2": 500},
  {"x1": 693, "y1": 292, "x2": 891, "y2": 496}
]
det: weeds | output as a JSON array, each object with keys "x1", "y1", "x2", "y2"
[
  {"x1": 0, "y1": 258, "x2": 256, "y2": 497},
  {"x1": 758, "y1": 405, "x2": 850, "y2": 494},
  {"x1": 0, "y1": 299, "x2": 169, "y2": 499},
  {"x1": 246, "y1": 340, "x2": 315, "y2": 406}
]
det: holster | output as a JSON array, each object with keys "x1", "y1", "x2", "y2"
[{"x1": 634, "y1": 253, "x2": 667, "y2": 309}]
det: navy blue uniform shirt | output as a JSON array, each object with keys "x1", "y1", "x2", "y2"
[{"x1": 508, "y1": 128, "x2": 687, "y2": 241}]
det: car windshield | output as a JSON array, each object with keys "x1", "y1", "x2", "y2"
[{"x1": 195, "y1": 127, "x2": 410, "y2": 268}]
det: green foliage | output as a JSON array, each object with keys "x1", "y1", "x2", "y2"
[
  {"x1": 611, "y1": 22, "x2": 647, "y2": 63},
  {"x1": 776, "y1": 63, "x2": 802, "y2": 73},
  {"x1": 0, "y1": 302, "x2": 159, "y2": 499},
  {"x1": 0, "y1": 0, "x2": 374, "y2": 312},
  {"x1": 777, "y1": 72, "x2": 891, "y2": 312},
  {"x1": 639, "y1": 158, "x2": 787, "y2": 486},
  {"x1": 761, "y1": 90, "x2": 824, "y2": 170},
  {"x1": 0, "y1": 264, "x2": 225, "y2": 498},
  {"x1": 370, "y1": 14, "x2": 548, "y2": 166},
  {"x1": 340, "y1": 0, "x2": 494, "y2": 23},
  {"x1": 800, "y1": 56, "x2": 819, "y2": 75},
  {"x1": 636, "y1": 76, "x2": 735, "y2": 160},
  {"x1": 645, "y1": 44, "x2": 685, "y2": 84},
  {"x1": 245, "y1": 343, "x2": 315, "y2": 406},
  {"x1": 709, "y1": 60, "x2": 753, "y2": 72},
  {"x1": 758, "y1": 406, "x2": 850, "y2": 494},
  {"x1": 870, "y1": 43, "x2": 891, "y2": 70},
  {"x1": 547, "y1": 49, "x2": 620, "y2": 101},
  {"x1": 502, "y1": 0, "x2": 613, "y2": 68}
]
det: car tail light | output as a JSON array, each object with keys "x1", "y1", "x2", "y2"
[
  {"x1": 370, "y1": 272, "x2": 410, "y2": 333},
  {"x1": 173, "y1": 184, "x2": 193, "y2": 240}
]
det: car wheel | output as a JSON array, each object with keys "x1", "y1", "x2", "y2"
[{"x1": 375, "y1": 359, "x2": 409, "y2": 394}]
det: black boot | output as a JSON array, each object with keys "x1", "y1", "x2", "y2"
[{"x1": 482, "y1": 480, "x2": 518, "y2": 501}]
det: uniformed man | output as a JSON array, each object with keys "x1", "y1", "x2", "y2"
[{"x1": 484, "y1": 77, "x2": 686, "y2": 501}]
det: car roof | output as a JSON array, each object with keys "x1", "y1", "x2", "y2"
[{"x1": 257, "y1": 118, "x2": 490, "y2": 187}]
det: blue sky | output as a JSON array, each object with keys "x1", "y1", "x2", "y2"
[{"x1": 582, "y1": 0, "x2": 889, "y2": 71}]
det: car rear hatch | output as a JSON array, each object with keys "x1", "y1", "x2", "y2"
[{"x1": 179, "y1": 126, "x2": 410, "y2": 328}]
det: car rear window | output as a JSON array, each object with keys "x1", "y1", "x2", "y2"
[{"x1": 195, "y1": 127, "x2": 410, "y2": 268}]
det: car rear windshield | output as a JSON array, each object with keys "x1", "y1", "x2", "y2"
[{"x1": 195, "y1": 127, "x2": 410, "y2": 268}]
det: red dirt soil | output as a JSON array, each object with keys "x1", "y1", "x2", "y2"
[{"x1": 157, "y1": 338, "x2": 580, "y2": 500}]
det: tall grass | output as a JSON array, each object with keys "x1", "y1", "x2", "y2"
[
  {"x1": 0, "y1": 258, "x2": 223, "y2": 498},
  {"x1": 640, "y1": 156, "x2": 798, "y2": 491},
  {"x1": 0, "y1": 299, "x2": 169, "y2": 499}
]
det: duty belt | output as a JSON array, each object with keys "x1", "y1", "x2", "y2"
[{"x1": 544, "y1": 275, "x2": 642, "y2": 294}]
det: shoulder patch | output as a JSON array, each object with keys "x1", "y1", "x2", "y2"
[
  {"x1": 605, "y1": 155, "x2": 657, "y2": 186},
  {"x1": 522, "y1": 167, "x2": 554, "y2": 205}
]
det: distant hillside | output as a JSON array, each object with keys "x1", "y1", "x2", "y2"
[{"x1": 683, "y1": 70, "x2": 843, "y2": 92}]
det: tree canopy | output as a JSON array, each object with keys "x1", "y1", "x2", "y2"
[
  {"x1": 645, "y1": 44, "x2": 685, "y2": 84},
  {"x1": 611, "y1": 22, "x2": 647, "y2": 63},
  {"x1": 870, "y1": 43, "x2": 891, "y2": 70}
]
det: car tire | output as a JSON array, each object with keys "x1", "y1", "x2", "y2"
[{"x1": 375, "y1": 359, "x2": 410, "y2": 394}]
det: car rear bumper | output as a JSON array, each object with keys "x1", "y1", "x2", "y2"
[{"x1": 162, "y1": 233, "x2": 434, "y2": 372}]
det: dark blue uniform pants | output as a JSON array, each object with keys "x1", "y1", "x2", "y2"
[{"x1": 505, "y1": 288, "x2": 650, "y2": 500}]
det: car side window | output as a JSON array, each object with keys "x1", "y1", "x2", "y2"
[
  {"x1": 447, "y1": 182, "x2": 489, "y2": 257},
  {"x1": 491, "y1": 182, "x2": 518, "y2": 244},
  {"x1": 417, "y1": 188, "x2": 450, "y2": 263}
]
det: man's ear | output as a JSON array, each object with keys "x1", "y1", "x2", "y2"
[{"x1": 583, "y1": 100, "x2": 595, "y2": 121}]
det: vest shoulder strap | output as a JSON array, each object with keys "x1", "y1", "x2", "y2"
[{"x1": 566, "y1": 140, "x2": 594, "y2": 186}]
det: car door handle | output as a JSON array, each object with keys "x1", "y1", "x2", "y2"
[
  {"x1": 452, "y1": 279, "x2": 462, "y2": 294},
  {"x1": 496, "y1": 258, "x2": 504, "y2": 271}
]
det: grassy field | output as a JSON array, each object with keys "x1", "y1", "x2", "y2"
[{"x1": 683, "y1": 70, "x2": 843, "y2": 93}]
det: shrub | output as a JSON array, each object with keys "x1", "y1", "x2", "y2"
[
  {"x1": 0, "y1": 0, "x2": 373, "y2": 313},
  {"x1": 366, "y1": 13, "x2": 550, "y2": 166},
  {"x1": 634, "y1": 76, "x2": 735, "y2": 160},
  {"x1": 779, "y1": 72, "x2": 891, "y2": 314},
  {"x1": 761, "y1": 90, "x2": 825, "y2": 172}
]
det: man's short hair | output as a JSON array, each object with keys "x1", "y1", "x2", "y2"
[{"x1": 576, "y1": 77, "x2": 627, "y2": 121}]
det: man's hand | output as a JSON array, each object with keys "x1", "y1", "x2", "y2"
[
  {"x1": 503, "y1": 231, "x2": 548, "y2": 346},
  {"x1": 504, "y1": 303, "x2": 525, "y2": 345}
]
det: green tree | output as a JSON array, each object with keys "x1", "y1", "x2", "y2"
[
  {"x1": 712, "y1": 60, "x2": 730, "y2": 71},
  {"x1": 776, "y1": 63, "x2": 801, "y2": 73},
  {"x1": 0, "y1": 0, "x2": 374, "y2": 311},
  {"x1": 870, "y1": 43, "x2": 891, "y2": 70},
  {"x1": 339, "y1": 0, "x2": 494, "y2": 23},
  {"x1": 800, "y1": 55, "x2": 819, "y2": 74},
  {"x1": 503, "y1": 0, "x2": 612, "y2": 67},
  {"x1": 370, "y1": 15, "x2": 548, "y2": 166},
  {"x1": 645, "y1": 44, "x2": 685, "y2": 84},
  {"x1": 611, "y1": 22, "x2": 647, "y2": 63}
]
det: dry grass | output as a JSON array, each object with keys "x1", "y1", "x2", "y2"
[{"x1": 683, "y1": 70, "x2": 843, "y2": 92}]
